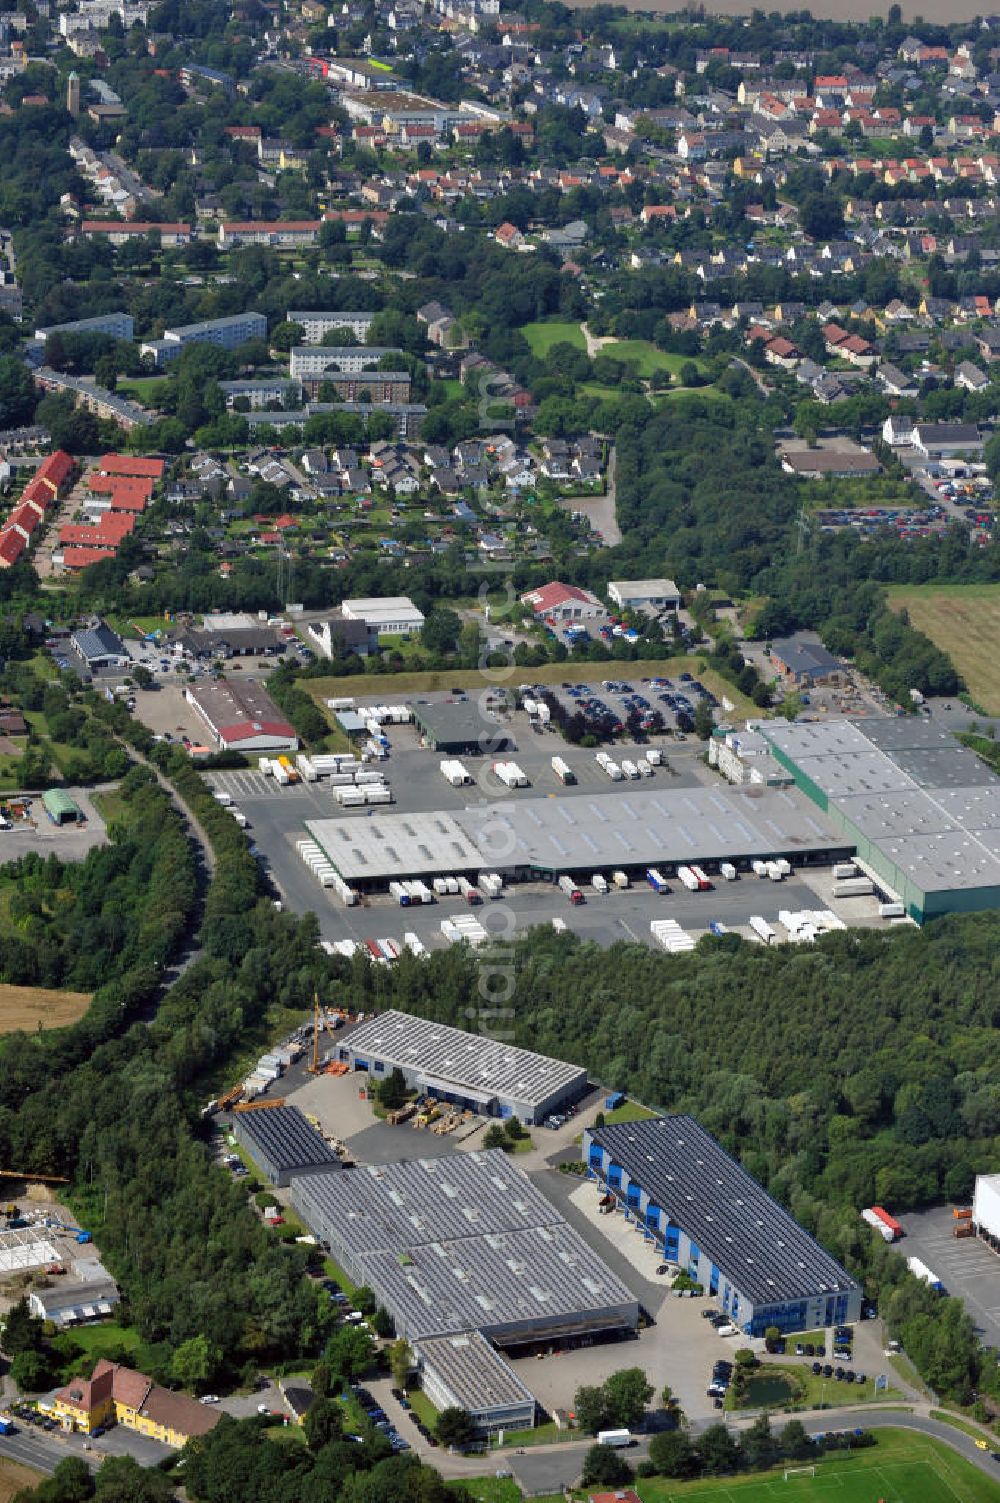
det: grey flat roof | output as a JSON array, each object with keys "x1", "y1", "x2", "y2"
[
  {"x1": 589, "y1": 1116, "x2": 859, "y2": 1308},
  {"x1": 290, "y1": 1150, "x2": 637, "y2": 1342},
  {"x1": 233, "y1": 1105, "x2": 339, "y2": 1172},
  {"x1": 308, "y1": 810, "x2": 484, "y2": 878},
  {"x1": 342, "y1": 1010, "x2": 586, "y2": 1111},
  {"x1": 307, "y1": 785, "x2": 842, "y2": 883},
  {"x1": 413, "y1": 698, "x2": 513, "y2": 748},
  {"x1": 414, "y1": 1330, "x2": 535, "y2": 1413},
  {"x1": 761, "y1": 716, "x2": 1000, "y2": 898}
]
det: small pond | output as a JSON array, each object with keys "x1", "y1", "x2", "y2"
[{"x1": 743, "y1": 1374, "x2": 795, "y2": 1407}]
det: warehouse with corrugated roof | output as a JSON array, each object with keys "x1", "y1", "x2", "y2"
[{"x1": 584, "y1": 1116, "x2": 861, "y2": 1338}]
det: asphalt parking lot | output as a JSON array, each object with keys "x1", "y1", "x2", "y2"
[
  {"x1": 897, "y1": 1206, "x2": 1000, "y2": 1348},
  {"x1": 543, "y1": 672, "x2": 717, "y2": 736}
]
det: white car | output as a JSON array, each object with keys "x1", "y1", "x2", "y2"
[{"x1": 200, "y1": 1395, "x2": 220, "y2": 1405}]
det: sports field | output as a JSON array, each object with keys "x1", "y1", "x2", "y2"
[
  {"x1": 887, "y1": 584, "x2": 1000, "y2": 712},
  {"x1": 0, "y1": 982, "x2": 92, "y2": 1033},
  {"x1": 636, "y1": 1430, "x2": 1000, "y2": 1503}
]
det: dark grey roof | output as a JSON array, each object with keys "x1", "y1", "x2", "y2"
[
  {"x1": 770, "y1": 633, "x2": 841, "y2": 679},
  {"x1": 72, "y1": 622, "x2": 126, "y2": 662},
  {"x1": 590, "y1": 1116, "x2": 859, "y2": 1307},
  {"x1": 233, "y1": 1105, "x2": 339, "y2": 1173},
  {"x1": 412, "y1": 698, "x2": 514, "y2": 749},
  {"x1": 343, "y1": 1010, "x2": 587, "y2": 1112}
]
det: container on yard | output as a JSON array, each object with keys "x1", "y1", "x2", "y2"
[
  {"x1": 591, "y1": 873, "x2": 608, "y2": 894},
  {"x1": 646, "y1": 868, "x2": 668, "y2": 894},
  {"x1": 749, "y1": 915, "x2": 775, "y2": 945}
]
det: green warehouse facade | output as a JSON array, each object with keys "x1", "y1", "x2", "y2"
[{"x1": 759, "y1": 718, "x2": 1000, "y2": 922}]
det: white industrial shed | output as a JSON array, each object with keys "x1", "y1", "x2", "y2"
[
  {"x1": 337, "y1": 1009, "x2": 588, "y2": 1123},
  {"x1": 415, "y1": 1330, "x2": 536, "y2": 1435}
]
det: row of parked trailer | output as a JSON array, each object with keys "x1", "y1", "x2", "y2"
[
  {"x1": 321, "y1": 934, "x2": 428, "y2": 964},
  {"x1": 325, "y1": 700, "x2": 412, "y2": 725},
  {"x1": 295, "y1": 839, "x2": 358, "y2": 906},
  {"x1": 595, "y1": 749, "x2": 662, "y2": 781},
  {"x1": 244, "y1": 1039, "x2": 304, "y2": 1098},
  {"x1": 650, "y1": 918, "x2": 696, "y2": 954},
  {"x1": 493, "y1": 760, "x2": 528, "y2": 788},
  {"x1": 440, "y1": 759, "x2": 473, "y2": 786},
  {"x1": 440, "y1": 913, "x2": 489, "y2": 947}
]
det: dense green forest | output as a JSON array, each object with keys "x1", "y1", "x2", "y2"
[{"x1": 0, "y1": 743, "x2": 342, "y2": 1387}]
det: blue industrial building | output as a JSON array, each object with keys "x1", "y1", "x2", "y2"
[{"x1": 583, "y1": 1116, "x2": 861, "y2": 1337}]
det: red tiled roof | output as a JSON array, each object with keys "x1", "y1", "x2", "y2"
[
  {"x1": 221, "y1": 220, "x2": 321, "y2": 232},
  {"x1": 522, "y1": 580, "x2": 597, "y2": 613},
  {"x1": 98, "y1": 454, "x2": 164, "y2": 478},
  {"x1": 7, "y1": 504, "x2": 40, "y2": 536},
  {"x1": 0, "y1": 531, "x2": 26, "y2": 566},
  {"x1": 35, "y1": 450, "x2": 74, "y2": 491},
  {"x1": 59, "y1": 546, "x2": 117, "y2": 568}
]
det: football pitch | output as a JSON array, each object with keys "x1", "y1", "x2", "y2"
[{"x1": 637, "y1": 1433, "x2": 1000, "y2": 1503}]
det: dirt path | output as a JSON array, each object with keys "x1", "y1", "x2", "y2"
[{"x1": 581, "y1": 322, "x2": 616, "y2": 359}]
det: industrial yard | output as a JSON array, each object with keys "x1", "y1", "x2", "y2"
[
  {"x1": 205, "y1": 693, "x2": 913, "y2": 957},
  {"x1": 218, "y1": 1007, "x2": 883, "y2": 1434}
]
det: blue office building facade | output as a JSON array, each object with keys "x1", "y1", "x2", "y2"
[{"x1": 583, "y1": 1116, "x2": 861, "y2": 1338}]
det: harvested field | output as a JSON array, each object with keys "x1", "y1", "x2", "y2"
[{"x1": 0, "y1": 983, "x2": 92, "y2": 1034}]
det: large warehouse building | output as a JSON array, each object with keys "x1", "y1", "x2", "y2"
[
  {"x1": 289, "y1": 1149, "x2": 640, "y2": 1347},
  {"x1": 584, "y1": 1117, "x2": 861, "y2": 1337},
  {"x1": 305, "y1": 784, "x2": 849, "y2": 891},
  {"x1": 336, "y1": 1009, "x2": 587, "y2": 1124},
  {"x1": 185, "y1": 679, "x2": 298, "y2": 753},
  {"x1": 759, "y1": 717, "x2": 1000, "y2": 920}
]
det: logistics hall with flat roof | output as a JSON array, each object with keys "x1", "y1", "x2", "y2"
[
  {"x1": 305, "y1": 784, "x2": 852, "y2": 890},
  {"x1": 336, "y1": 1009, "x2": 588, "y2": 1124},
  {"x1": 759, "y1": 717, "x2": 1000, "y2": 920}
]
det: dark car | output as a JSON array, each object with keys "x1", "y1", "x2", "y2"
[
  {"x1": 823, "y1": 1365, "x2": 833, "y2": 1379},
  {"x1": 811, "y1": 1362, "x2": 822, "y2": 1376}
]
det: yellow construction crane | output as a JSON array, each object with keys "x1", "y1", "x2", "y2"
[{"x1": 309, "y1": 995, "x2": 343, "y2": 1075}]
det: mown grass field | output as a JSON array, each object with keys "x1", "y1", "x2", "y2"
[
  {"x1": 635, "y1": 1429, "x2": 1000, "y2": 1503},
  {"x1": 521, "y1": 320, "x2": 587, "y2": 356},
  {"x1": 887, "y1": 584, "x2": 1000, "y2": 712},
  {"x1": 0, "y1": 982, "x2": 92, "y2": 1034}
]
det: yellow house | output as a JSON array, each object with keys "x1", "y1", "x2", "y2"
[
  {"x1": 52, "y1": 1363, "x2": 117, "y2": 1434},
  {"x1": 52, "y1": 1362, "x2": 220, "y2": 1447}
]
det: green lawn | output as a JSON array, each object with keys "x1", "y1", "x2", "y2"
[
  {"x1": 51, "y1": 1321, "x2": 165, "y2": 1379},
  {"x1": 450, "y1": 1483, "x2": 563, "y2": 1503},
  {"x1": 521, "y1": 321, "x2": 587, "y2": 357},
  {"x1": 91, "y1": 788, "x2": 129, "y2": 826},
  {"x1": 635, "y1": 1429, "x2": 1000, "y2": 1502},
  {"x1": 726, "y1": 1360, "x2": 900, "y2": 1413},
  {"x1": 600, "y1": 342, "x2": 707, "y2": 379},
  {"x1": 405, "y1": 1388, "x2": 440, "y2": 1429},
  {"x1": 657, "y1": 384, "x2": 731, "y2": 405},
  {"x1": 116, "y1": 376, "x2": 169, "y2": 405},
  {"x1": 603, "y1": 1100, "x2": 659, "y2": 1124}
]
